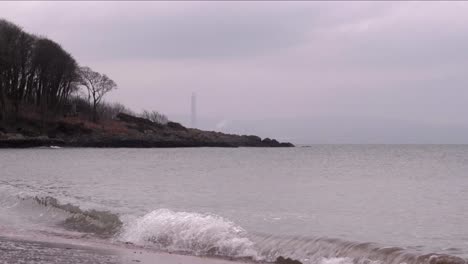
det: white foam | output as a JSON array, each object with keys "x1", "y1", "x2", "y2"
[
  {"x1": 119, "y1": 209, "x2": 260, "y2": 259},
  {"x1": 320, "y1": 257, "x2": 354, "y2": 264}
]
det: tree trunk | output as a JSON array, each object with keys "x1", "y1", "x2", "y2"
[
  {"x1": 0, "y1": 90, "x2": 6, "y2": 123},
  {"x1": 93, "y1": 100, "x2": 98, "y2": 123}
]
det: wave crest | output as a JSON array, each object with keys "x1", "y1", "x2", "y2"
[
  {"x1": 119, "y1": 209, "x2": 260, "y2": 260},
  {"x1": 2, "y1": 190, "x2": 467, "y2": 264},
  {"x1": 251, "y1": 234, "x2": 467, "y2": 264}
]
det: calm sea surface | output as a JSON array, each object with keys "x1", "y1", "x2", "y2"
[{"x1": 1, "y1": 146, "x2": 467, "y2": 264}]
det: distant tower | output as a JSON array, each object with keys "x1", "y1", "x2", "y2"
[{"x1": 191, "y1": 92, "x2": 197, "y2": 128}]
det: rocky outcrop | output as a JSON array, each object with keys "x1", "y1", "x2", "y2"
[
  {"x1": 166, "y1": 121, "x2": 187, "y2": 131},
  {"x1": 0, "y1": 136, "x2": 65, "y2": 148},
  {"x1": 0, "y1": 113, "x2": 294, "y2": 148},
  {"x1": 276, "y1": 256, "x2": 303, "y2": 264},
  {"x1": 117, "y1": 113, "x2": 162, "y2": 128}
]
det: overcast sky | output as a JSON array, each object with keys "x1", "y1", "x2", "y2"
[{"x1": 1, "y1": 1, "x2": 468, "y2": 143}]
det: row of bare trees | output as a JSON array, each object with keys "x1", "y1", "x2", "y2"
[
  {"x1": 0, "y1": 19, "x2": 116, "y2": 124},
  {"x1": 141, "y1": 110, "x2": 169, "y2": 125}
]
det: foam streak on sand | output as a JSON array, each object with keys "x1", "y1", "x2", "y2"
[{"x1": 0, "y1": 234, "x2": 256, "y2": 264}]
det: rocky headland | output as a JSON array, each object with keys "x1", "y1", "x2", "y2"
[{"x1": 0, "y1": 113, "x2": 294, "y2": 148}]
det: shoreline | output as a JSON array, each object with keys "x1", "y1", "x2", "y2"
[
  {"x1": 0, "y1": 113, "x2": 294, "y2": 149},
  {"x1": 0, "y1": 137, "x2": 294, "y2": 148},
  {"x1": 0, "y1": 233, "x2": 261, "y2": 264}
]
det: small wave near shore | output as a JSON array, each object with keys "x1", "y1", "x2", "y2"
[
  {"x1": 0, "y1": 191, "x2": 466, "y2": 264},
  {"x1": 119, "y1": 209, "x2": 260, "y2": 259}
]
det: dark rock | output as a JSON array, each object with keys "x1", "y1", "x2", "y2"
[
  {"x1": 0, "y1": 138, "x2": 65, "y2": 148},
  {"x1": 167, "y1": 121, "x2": 187, "y2": 131},
  {"x1": 276, "y1": 256, "x2": 303, "y2": 264},
  {"x1": 261, "y1": 137, "x2": 292, "y2": 147},
  {"x1": 16, "y1": 127, "x2": 40, "y2": 137},
  {"x1": 243, "y1": 135, "x2": 262, "y2": 142}
]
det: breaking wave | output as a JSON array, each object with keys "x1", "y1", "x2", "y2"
[
  {"x1": 1, "y1": 191, "x2": 467, "y2": 264},
  {"x1": 117, "y1": 209, "x2": 467, "y2": 264},
  {"x1": 119, "y1": 209, "x2": 261, "y2": 260}
]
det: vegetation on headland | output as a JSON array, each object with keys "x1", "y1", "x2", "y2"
[
  {"x1": 0, "y1": 18, "x2": 123, "y2": 125},
  {"x1": 0, "y1": 19, "x2": 293, "y2": 148}
]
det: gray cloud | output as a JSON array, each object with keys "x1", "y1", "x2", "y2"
[
  {"x1": 0, "y1": 2, "x2": 321, "y2": 60},
  {"x1": 1, "y1": 1, "x2": 468, "y2": 143},
  {"x1": 0, "y1": 2, "x2": 403, "y2": 61}
]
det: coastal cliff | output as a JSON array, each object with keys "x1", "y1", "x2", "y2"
[{"x1": 0, "y1": 113, "x2": 294, "y2": 148}]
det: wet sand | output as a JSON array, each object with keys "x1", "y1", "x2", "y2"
[{"x1": 0, "y1": 234, "x2": 257, "y2": 264}]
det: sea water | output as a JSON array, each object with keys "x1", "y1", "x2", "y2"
[{"x1": 1, "y1": 146, "x2": 467, "y2": 264}]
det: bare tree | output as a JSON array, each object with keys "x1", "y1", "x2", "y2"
[
  {"x1": 78, "y1": 66, "x2": 117, "y2": 122},
  {"x1": 98, "y1": 102, "x2": 135, "y2": 120},
  {"x1": 141, "y1": 109, "x2": 169, "y2": 125}
]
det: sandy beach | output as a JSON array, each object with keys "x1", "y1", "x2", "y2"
[{"x1": 0, "y1": 233, "x2": 256, "y2": 264}]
